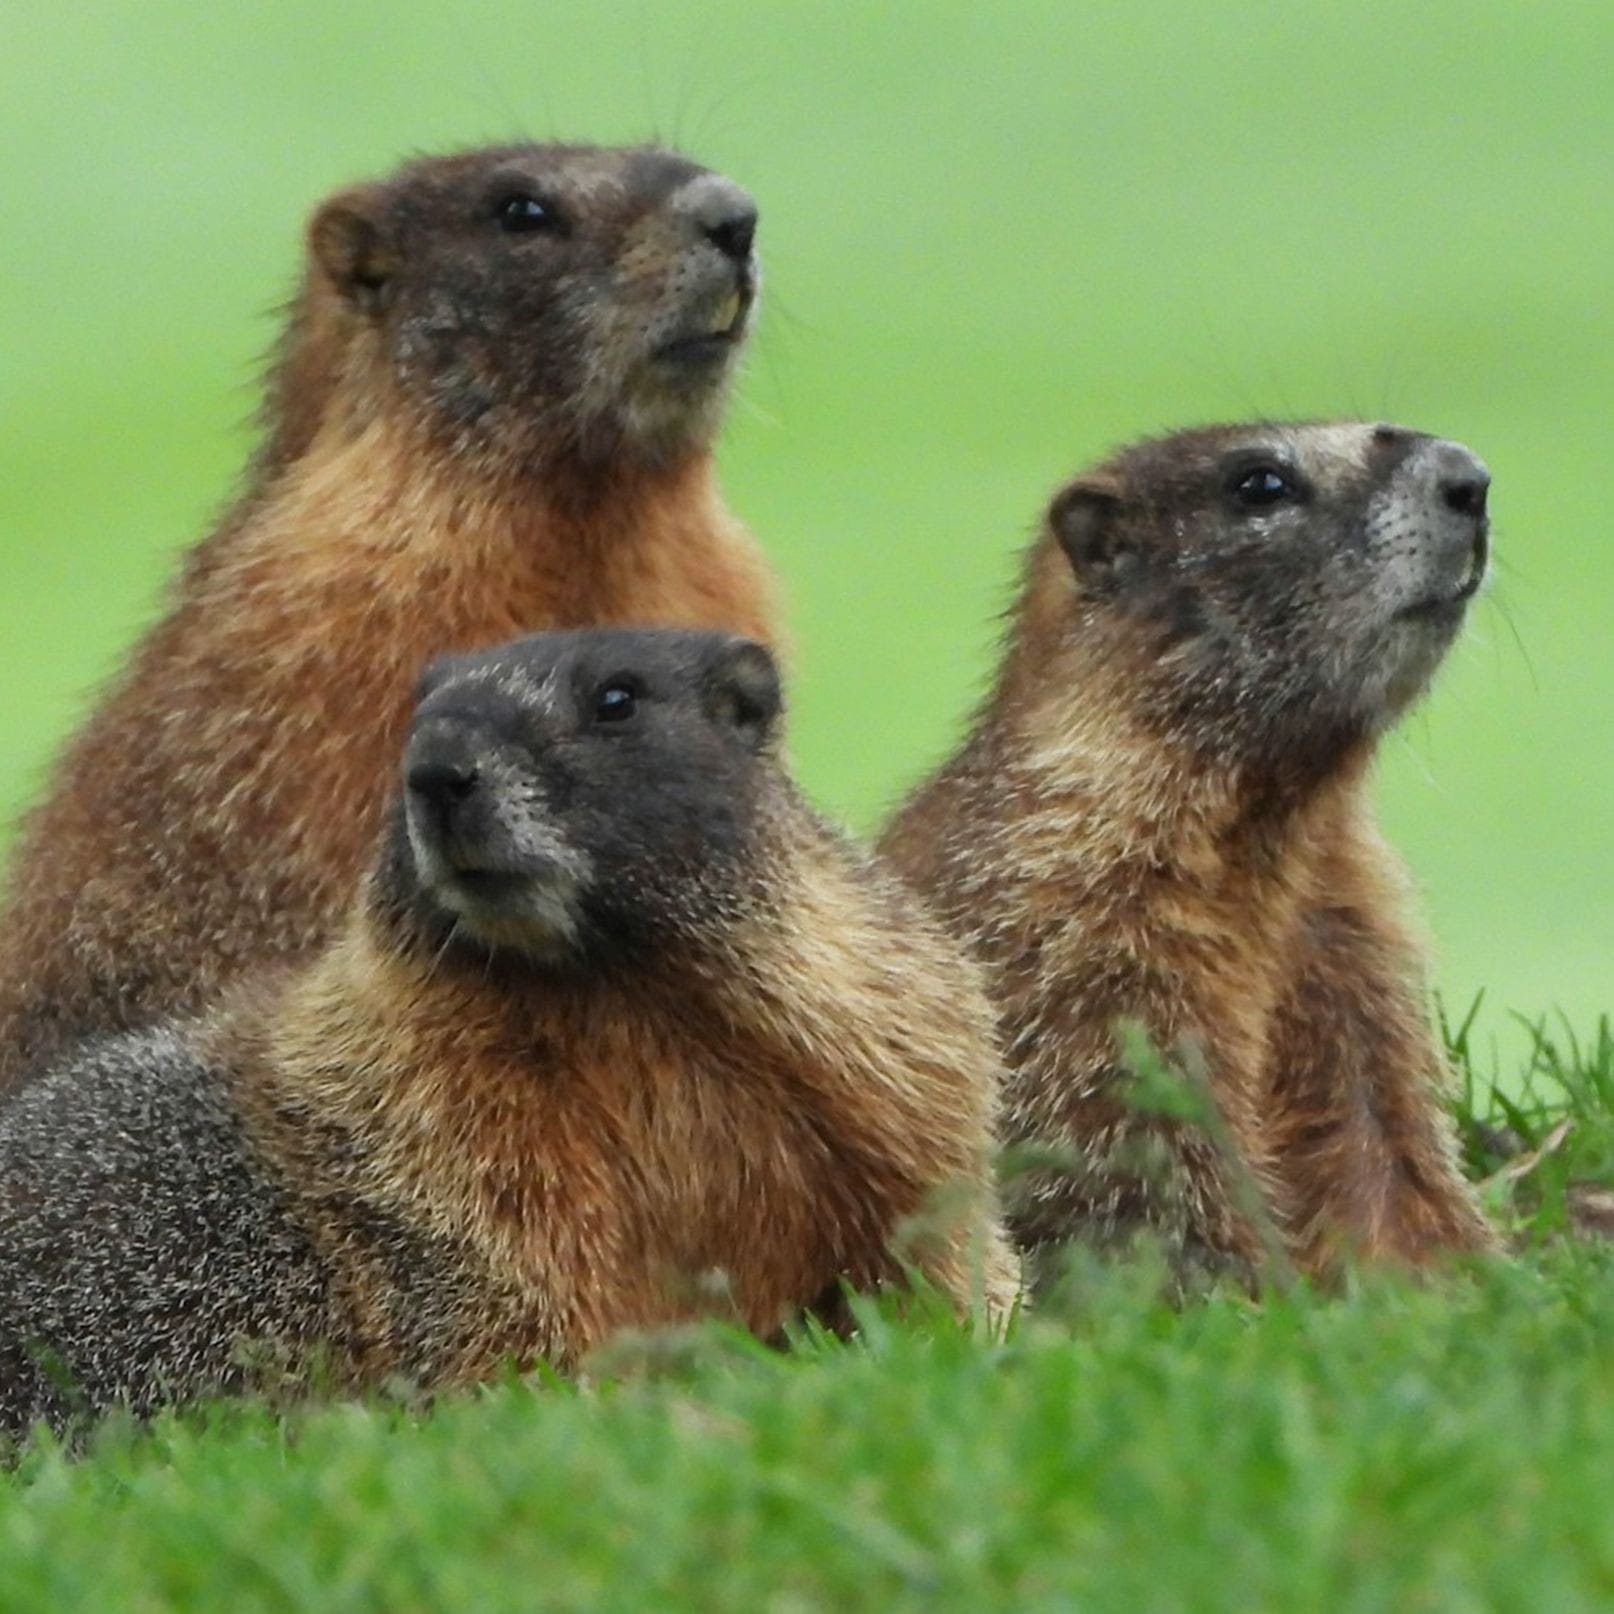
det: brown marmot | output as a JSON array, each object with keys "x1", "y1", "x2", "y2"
[
  {"x1": 881, "y1": 421, "x2": 1498, "y2": 1282},
  {"x1": 0, "y1": 628, "x2": 1019, "y2": 1441},
  {"x1": 0, "y1": 143, "x2": 780, "y2": 1090}
]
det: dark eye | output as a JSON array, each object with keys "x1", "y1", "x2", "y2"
[
  {"x1": 1231, "y1": 465, "x2": 1298, "y2": 508},
  {"x1": 594, "y1": 683, "x2": 638, "y2": 723},
  {"x1": 496, "y1": 193, "x2": 558, "y2": 235}
]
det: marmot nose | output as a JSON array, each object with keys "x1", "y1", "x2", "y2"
[
  {"x1": 1429, "y1": 440, "x2": 1490, "y2": 520},
  {"x1": 1441, "y1": 474, "x2": 1488, "y2": 520},
  {"x1": 704, "y1": 205, "x2": 757, "y2": 264},
  {"x1": 406, "y1": 757, "x2": 479, "y2": 819},
  {"x1": 672, "y1": 175, "x2": 759, "y2": 264}
]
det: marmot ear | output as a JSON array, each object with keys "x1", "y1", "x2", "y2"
[
  {"x1": 706, "y1": 640, "x2": 783, "y2": 748},
  {"x1": 1049, "y1": 481, "x2": 1134, "y2": 590},
  {"x1": 309, "y1": 187, "x2": 396, "y2": 313}
]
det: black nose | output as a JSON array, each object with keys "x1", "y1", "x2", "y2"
[
  {"x1": 1426, "y1": 440, "x2": 1490, "y2": 520},
  {"x1": 670, "y1": 174, "x2": 759, "y2": 265},
  {"x1": 1441, "y1": 473, "x2": 1489, "y2": 519},
  {"x1": 704, "y1": 203, "x2": 757, "y2": 265},
  {"x1": 407, "y1": 757, "x2": 479, "y2": 818}
]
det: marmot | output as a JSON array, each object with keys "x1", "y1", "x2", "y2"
[
  {"x1": 881, "y1": 421, "x2": 1498, "y2": 1281},
  {"x1": 0, "y1": 628, "x2": 1018, "y2": 1441},
  {"x1": 0, "y1": 143, "x2": 779, "y2": 1089}
]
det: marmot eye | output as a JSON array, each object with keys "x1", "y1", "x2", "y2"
[
  {"x1": 496, "y1": 194, "x2": 558, "y2": 235},
  {"x1": 1231, "y1": 466, "x2": 1298, "y2": 508},
  {"x1": 594, "y1": 683, "x2": 638, "y2": 723}
]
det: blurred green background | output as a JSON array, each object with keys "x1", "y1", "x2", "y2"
[{"x1": 2, "y1": 2, "x2": 1609, "y2": 1070}]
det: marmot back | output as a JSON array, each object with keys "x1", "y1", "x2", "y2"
[
  {"x1": 0, "y1": 143, "x2": 780, "y2": 1090},
  {"x1": 882, "y1": 421, "x2": 1497, "y2": 1282},
  {"x1": 0, "y1": 629, "x2": 1017, "y2": 1443}
]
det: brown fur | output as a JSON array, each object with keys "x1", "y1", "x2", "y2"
[
  {"x1": 217, "y1": 816, "x2": 1019, "y2": 1378},
  {"x1": 0, "y1": 145, "x2": 778, "y2": 1088},
  {"x1": 882, "y1": 422, "x2": 1496, "y2": 1283}
]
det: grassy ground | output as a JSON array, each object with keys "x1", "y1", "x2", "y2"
[{"x1": 1, "y1": 1020, "x2": 1610, "y2": 1612}]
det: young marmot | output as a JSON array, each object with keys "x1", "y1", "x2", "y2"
[
  {"x1": 882, "y1": 421, "x2": 1498, "y2": 1280},
  {"x1": 0, "y1": 629, "x2": 1018, "y2": 1441},
  {"x1": 0, "y1": 143, "x2": 780, "y2": 1089}
]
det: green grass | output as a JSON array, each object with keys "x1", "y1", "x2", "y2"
[
  {"x1": 1456, "y1": 1008, "x2": 1614, "y2": 1240},
  {"x1": 2, "y1": 1023, "x2": 1611, "y2": 1612},
  {"x1": 4, "y1": 1258, "x2": 1611, "y2": 1613}
]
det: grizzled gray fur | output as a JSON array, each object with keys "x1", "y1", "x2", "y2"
[
  {"x1": 0, "y1": 1028, "x2": 337, "y2": 1443},
  {"x1": 0, "y1": 1021, "x2": 484, "y2": 1446}
]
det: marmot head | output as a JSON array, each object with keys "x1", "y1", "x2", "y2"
[
  {"x1": 374, "y1": 627, "x2": 784, "y2": 966},
  {"x1": 1036, "y1": 421, "x2": 1490, "y2": 773},
  {"x1": 291, "y1": 144, "x2": 759, "y2": 472}
]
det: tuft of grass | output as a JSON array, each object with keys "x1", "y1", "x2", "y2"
[{"x1": 1447, "y1": 1001, "x2": 1614, "y2": 1240}]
